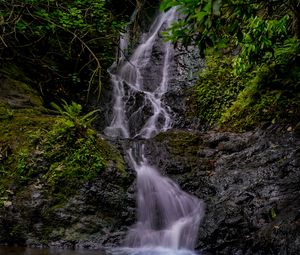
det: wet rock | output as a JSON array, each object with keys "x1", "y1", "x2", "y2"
[
  {"x1": 0, "y1": 154, "x2": 135, "y2": 248},
  {"x1": 143, "y1": 129, "x2": 300, "y2": 254},
  {"x1": 164, "y1": 44, "x2": 205, "y2": 129},
  {"x1": 0, "y1": 76, "x2": 43, "y2": 109}
]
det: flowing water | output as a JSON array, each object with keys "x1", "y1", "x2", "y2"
[
  {"x1": 104, "y1": 8, "x2": 176, "y2": 139},
  {"x1": 105, "y1": 7, "x2": 205, "y2": 255},
  {"x1": 1, "y1": 7, "x2": 204, "y2": 255}
]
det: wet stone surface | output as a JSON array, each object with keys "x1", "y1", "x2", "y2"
[{"x1": 143, "y1": 128, "x2": 300, "y2": 255}]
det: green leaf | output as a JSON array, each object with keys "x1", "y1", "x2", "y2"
[
  {"x1": 193, "y1": 11, "x2": 208, "y2": 22},
  {"x1": 271, "y1": 208, "x2": 277, "y2": 219}
]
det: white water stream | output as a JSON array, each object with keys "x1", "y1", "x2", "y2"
[
  {"x1": 104, "y1": 8, "x2": 176, "y2": 139},
  {"x1": 105, "y1": 7, "x2": 204, "y2": 255}
]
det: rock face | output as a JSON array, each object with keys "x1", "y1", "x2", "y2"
[
  {"x1": 2, "y1": 113, "x2": 299, "y2": 254},
  {"x1": 142, "y1": 128, "x2": 300, "y2": 254},
  {"x1": 0, "y1": 160, "x2": 135, "y2": 248},
  {"x1": 165, "y1": 44, "x2": 205, "y2": 130},
  {"x1": 0, "y1": 76, "x2": 136, "y2": 249},
  {"x1": 1, "y1": 6, "x2": 299, "y2": 255}
]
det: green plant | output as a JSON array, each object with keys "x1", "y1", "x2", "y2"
[
  {"x1": 16, "y1": 150, "x2": 29, "y2": 176},
  {"x1": 51, "y1": 100, "x2": 100, "y2": 130},
  {"x1": 44, "y1": 136, "x2": 105, "y2": 196},
  {"x1": 219, "y1": 61, "x2": 300, "y2": 131},
  {"x1": 0, "y1": 165, "x2": 7, "y2": 177},
  {"x1": 0, "y1": 108, "x2": 14, "y2": 121},
  {"x1": 233, "y1": 15, "x2": 292, "y2": 73},
  {"x1": 193, "y1": 55, "x2": 245, "y2": 125},
  {"x1": 0, "y1": 0, "x2": 131, "y2": 99},
  {"x1": 270, "y1": 208, "x2": 277, "y2": 220},
  {"x1": 161, "y1": 0, "x2": 299, "y2": 72}
]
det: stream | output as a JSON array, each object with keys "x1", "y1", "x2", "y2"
[
  {"x1": 0, "y1": 7, "x2": 205, "y2": 255},
  {"x1": 104, "y1": 7, "x2": 204, "y2": 255},
  {"x1": 1, "y1": 1, "x2": 300, "y2": 254}
]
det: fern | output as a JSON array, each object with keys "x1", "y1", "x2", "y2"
[{"x1": 51, "y1": 100, "x2": 100, "y2": 129}]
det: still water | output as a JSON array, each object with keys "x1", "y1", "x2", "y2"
[
  {"x1": 0, "y1": 247, "x2": 105, "y2": 255},
  {"x1": 0, "y1": 247, "x2": 200, "y2": 255}
]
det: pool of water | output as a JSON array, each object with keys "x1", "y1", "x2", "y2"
[
  {"x1": 0, "y1": 247, "x2": 200, "y2": 255},
  {"x1": 0, "y1": 247, "x2": 106, "y2": 255},
  {"x1": 107, "y1": 247, "x2": 199, "y2": 255}
]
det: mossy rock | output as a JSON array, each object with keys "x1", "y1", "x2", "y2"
[
  {"x1": 0, "y1": 75, "x2": 43, "y2": 109},
  {"x1": 191, "y1": 54, "x2": 300, "y2": 131},
  {"x1": 219, "y1": 62, "x2": 300, "y2": 131},
  {"x1": 192, "y1": 56, "x2": 245, "y2": 127},
  {"x1": 0, "y1": 76, "x2": 127, "y2": 207},
  {"x1": 0, "y1": 117, "x2": 127, "y2": 203},
  {"x1": 155, "y1": 129, "x2": 203, "y2": 157}
]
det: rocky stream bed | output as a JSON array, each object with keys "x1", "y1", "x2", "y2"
[{"x1": 1, "y1": 122, "x2": 299, "y2": 254}]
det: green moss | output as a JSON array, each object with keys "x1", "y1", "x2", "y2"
[
  {"x1": 0, "y1": 75, "x2": 43, "y2": 108},
  {"x1": 41, "y1": 122, "x2": 106, "y2": 195},
  {"x1": 219, "y1": 62, "x2": 300, "y2": 131},
  {"x1": 192, "y1": 56, "x2": 245, "y2": 126},
  {"x1": 156, "y1": 130, "x2": 202, "y2": 156},
  {"x1": 0, "y1": 78, "x2": 126, "y2": 206},
  {"x1": 0, "y1": 115, "x2": 126, "y2": 203},
  {"x1": 192, "y1": 50, "x2": 300, "y2": 131},
  {"x1": 155, "y1": 130, "x2": 204, "y2": 171}
]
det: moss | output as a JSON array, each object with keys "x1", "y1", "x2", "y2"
[
  {"x1": 41, "y1": 123, "x2": 106, "y2": 196},
  {"x1": 0, "y1": 77, "x2": 126, "y2": 207},
  {"x1": 0, "y1": 98, "x2": 57, "y2": 193},
  {"x1": 192, "y1": 56, "x2": 245, "y2": 126},
  {"x1": 0, "y1": 75, "x2": 43, "y2": 108},
  {"x1": 191, "y1": 52, "x2": 300, "y2": 131},
  {"x1": 219, "y1": 62, "x2": 300, "y2": 131},
  {"x1": 154, "y1": 130, "x2": 205, "y2": 172},
  {"x1": 1, "y1": 116, "x2": 126, "y2": 204},
  {"x1": 156, "y1": 130, "x2": 202, "y2": 156}
]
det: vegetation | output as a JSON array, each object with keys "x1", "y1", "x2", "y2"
[
  {"x1": 192, "y1": 56, "x2": 245, "y2": 126},
  {"x1": 219, "y1": 59, "x2": 300, "y2": 130},
  {"x1": 51, "y1": 100, "x2": 100, "y2": 130},
  {"x1": 161, "y1": 0, "x2": 300, "y2": 130},
  {"x1": 0, "y1": 0, "x2": 134, "y2": 202},
  {"x1": 0, "y1": 0, "x2": 135, "y2": 101},
  {"x1": 161, "y1": 0, "x2": 299, "y2": 60},
  {"x1": 0, "y1": 97, "x2": 125, "y2": 205},
  {"x1": 0, "y1": 76, "x2": 128, "y2": 244}
]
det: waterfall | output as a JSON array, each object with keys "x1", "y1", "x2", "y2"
[
  {"x1": 104, "y1": 8, "x2": 176, "y2": 139},
  {"x1": 125, "y1": 147, "x2": 204, "y2": 250},
  {"x1": 105, "y1": 7, "x2": 205, "y2": 255}
]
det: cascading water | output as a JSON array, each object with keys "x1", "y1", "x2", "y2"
[
  {"x1": 125, "y1": 147, "x2": 204, "y2": 251},
  {"x1": 104, "y1": 8, "x2": 177, "y2": 139},
  {"x1": 105, "y1": 7, "x2": 205, "y2": 255}
]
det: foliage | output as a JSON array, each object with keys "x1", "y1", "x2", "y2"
[
  {"x1": 219, "y1": 60, "x2": 300, "y2": 131},
  {"x1": 161, "y1": 0, "x2": 300, "y2": 130},
  {"x1": 193, "y1": 56, "x2": 244, "y2": 125},
  {"x1": 41, "y1": 119, "x2": 105, "y2": 196},
  {"x1": 161, "y1": 0, "x2": 300, "y2": 71},
  {"x1": 190, "y1": 41, "x2": 300, "y2": 131},
  {"x1": 0, "y1": 0, "x2": 131, "y2": 100},
  {"x1": 0, "y1": 85, "x2": 125, "y2": 202},
  {"x1": 51, "y1": 100, "x2": 100, "y2": 130},
  {"x1": 233, "y1": 14, "x2": 293, "y2": 73},
  {"x1": 0, "y1": 110, "x2": 124, "y2": 201}
]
